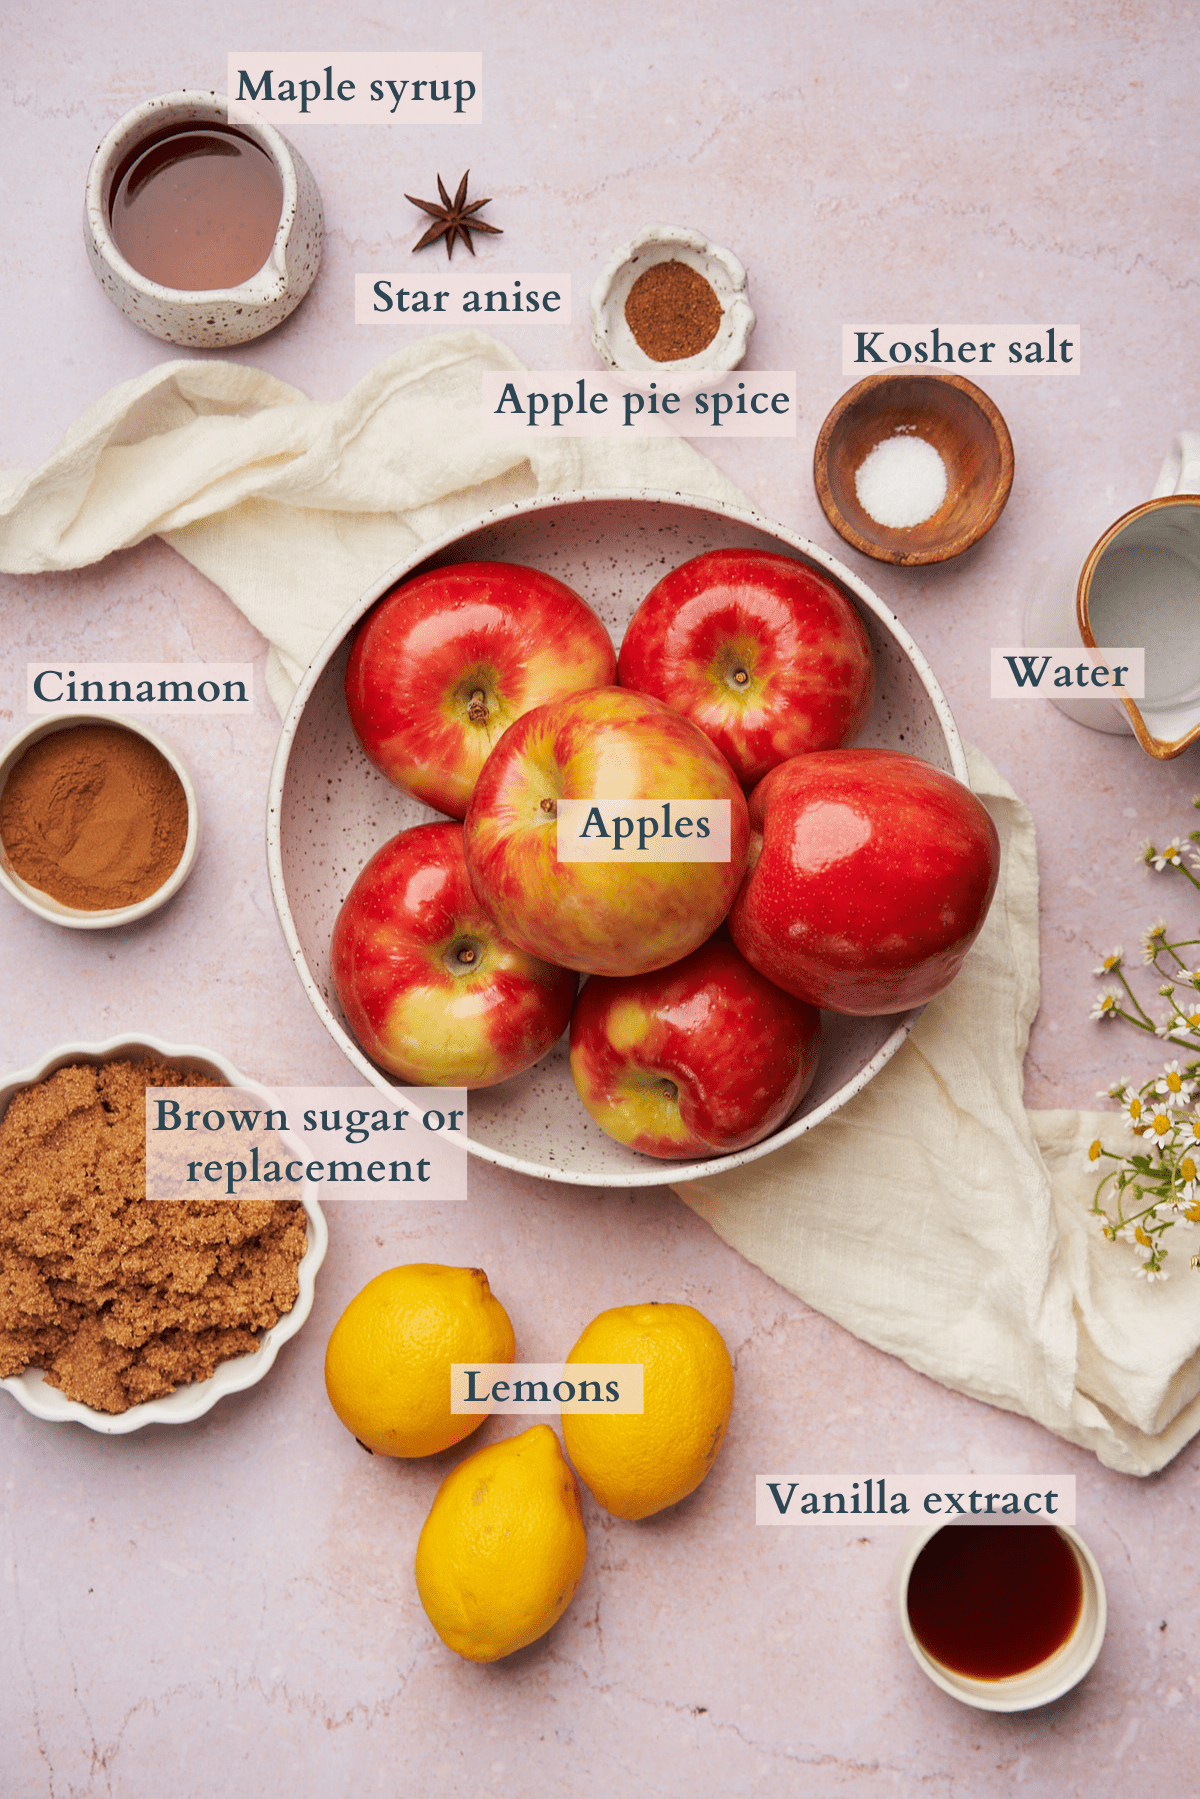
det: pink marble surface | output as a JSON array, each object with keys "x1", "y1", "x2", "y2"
[{"x1": 3, "y1": 3, "x2": 1199, "y2": 1794}]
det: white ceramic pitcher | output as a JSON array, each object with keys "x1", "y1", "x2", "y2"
[{"x1": 1024, "y1": 431, "x2": 1200, "y2": 756}]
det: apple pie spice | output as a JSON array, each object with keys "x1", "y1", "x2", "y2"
[
  {"x1": 624, "y1": 260, "x2": 723, "y2": 362},
  {"x1": 0, "y1": 722, "x2": 189, "y2": 910},
  {"x1": 0, "y1": 1058, "x2": 307, "y2": 1413}
]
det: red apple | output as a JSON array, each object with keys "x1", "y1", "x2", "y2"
[
  {"x1": 569, "y1": 931, "x2": 821, "y2": 1158},
  {"x1": 617, "y1": 548, "x2": 875, "y2": 788},
  {"x1": 463, "y1": 687, "x2": 750, "y2": 978},
  {"x1": 729, "y1": 750, "x2": 1000, "y2": 1015},
  {"x1": 331, "y1": 821, "x2": 577, "y2": 1086},
  {"x1": 345, "y1": 561, "x2": 616, "y2": 819}
]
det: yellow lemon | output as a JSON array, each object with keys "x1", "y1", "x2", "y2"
[
  {"x1": 324, "y1": 1263, "x2": 515, "y2": 1457},
  {"x1": 415, "y1": 1424, "x2": 587, "y2": 1662},
  {"x1": 561, "y1": 1302, "x2": 734, "y2": 1520}
]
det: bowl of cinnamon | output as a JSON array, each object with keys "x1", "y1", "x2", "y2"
[{"x1": 0, "y1": 712, "x2": 199, "y2": 929}]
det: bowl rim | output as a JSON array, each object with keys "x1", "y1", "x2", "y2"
[
  {"x1": 265, "y1": 486, "x2": 967, "y2": 1187},
  {"x1": 0, "y1": 710, "x2": 200, "y2": 929},
  {"x1": 813, "y1": 370, "x2": 1015, "y2": 566},
  {"x1": 0, "y1": 1032, "x2": 328, "y2": 1433}
]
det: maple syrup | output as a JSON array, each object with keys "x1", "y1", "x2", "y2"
[
  {"x1": 906, "y1": 1525, "x2": 1084, "y2": 1680},
  {"x1": 109, "y1": 124, "x2": 283, "y2": 291}
]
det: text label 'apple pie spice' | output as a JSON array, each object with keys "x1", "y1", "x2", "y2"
[
  {"x1": 556, "y1": 800, "x2": 732, "y2": 862},
  {"x1": 27, "y1": 664, "x2": 254, "y2": 714},
  {"x1": 228, "y1": 54, "x2": 482, "y2": 123},
  {"x1": 146, "y1": 1087, "x2": 469, "y2": 1203},
  {"x1": 356, "y1": 274, "x2": 569, "y2": 324},
  {"x1": 991, "y1": 649, "x2": 1145, "y2": 698},
  {"x1": 756, "y1": 1474, "x2": 1076, "y2": 1527},
  {"x1": 450, "y1": 1364, "x2": 644, "y2": 1415},
  {"x1": 482, "y1": 372, "x2": 797, "y2": 436},
  {"x1": 842, "y1": 324, "x2": 1081, "y2": 376}
]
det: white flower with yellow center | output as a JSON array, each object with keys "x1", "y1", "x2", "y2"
[
  {"x1": 1093, "y1": 947, "x2": 1123, "y2": 975},
  {"x1": 1091, "y1": 990, "x2": 1121, "y2": 1021}
]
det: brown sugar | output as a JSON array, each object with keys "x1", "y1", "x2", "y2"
[
  {"x1": 0, "y1": 1058, "x2": 307, "y2": 1413},
  {"x1": 624, "y1": 259, "x2": 723, "y2": 362},
  {"x1": 0, "y1": 723, "x2": 190, "y2": 911}
]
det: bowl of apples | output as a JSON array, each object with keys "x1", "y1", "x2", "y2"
[{"x1": 267, "y1": 491, "x2": 996, "y2": 1187}]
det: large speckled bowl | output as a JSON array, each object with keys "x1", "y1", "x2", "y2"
[
  {"x1": 84, "y1": 90, "x2": 322, "y2": 348},
  {"x1": 267, "y1": 492, "x2": 966, "y2": 1187}
]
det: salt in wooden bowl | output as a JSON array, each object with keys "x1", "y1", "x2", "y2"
[{"x1": 814, "y1": 372, "x2": 1014, "y2": 566}]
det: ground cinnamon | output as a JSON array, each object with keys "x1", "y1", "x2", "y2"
[
  {"x1": 624, "y1": 259, "x2": 722, "y2": 362},
  {"x1": 0, "y1": 722, "x2": 189, "y2": 910},
  {"x1": 0, "y1": 1058, "x2": 307, "y2": 1413}
]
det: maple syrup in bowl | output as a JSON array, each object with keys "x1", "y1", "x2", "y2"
[
  {"x1": 109, "y1": 124, "x2": 283, "y2": 291},
  {"x1": 84, "y1": 90, "x2": 323, "y2": 347},
  {"x1": 897, "y1": 1523, "x2": 1106, "y2": 1711}
]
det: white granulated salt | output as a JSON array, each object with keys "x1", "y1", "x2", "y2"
[{"x1": 854, "y1": 433, "x2": 948, "y2": 529}]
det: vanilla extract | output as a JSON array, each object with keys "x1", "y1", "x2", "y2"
[{"x1": 906, "y1": 1525, "x2": 1084, "y2": 1680}]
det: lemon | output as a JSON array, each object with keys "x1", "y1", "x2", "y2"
[
  {"x1": 323, "y1": 1263, "x2": 515, "y2": 1457},
  {"x1": 561, "y1": 1302, "x2": 734, "y2": 1520},
  {"x1": 415, "y1": 1424, "x2": 587, "y2": 1662}
]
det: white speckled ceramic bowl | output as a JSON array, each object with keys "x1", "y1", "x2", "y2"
[
  {"x1": 0, "y1": 1035, "x2": 327, "y2": 1433},
  {"x1": 591, "y1": 224, "x2": 755, "y2": 373},
  {"x1": 0, "y1": 711, "x2": 200, "y2": 929},
  {"x1": 84, "y1": 90, "x2": 322, "y2": 347},
  {"x1": 897, "y1": 1524, "x2": 1107, "y2": 1712},
  {"x1": 267, "y1": 491, "x2": 966, "y2": 1188}
]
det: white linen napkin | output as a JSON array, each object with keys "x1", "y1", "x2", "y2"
[{"x1": 2, "y1": 331, "x2": 1195, "y2": 1475}]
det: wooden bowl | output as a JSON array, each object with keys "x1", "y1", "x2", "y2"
[{"x1": 814, "y1": 372, "x2": 1014, "y2": 566}]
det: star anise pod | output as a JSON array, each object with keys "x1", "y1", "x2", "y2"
[{"x1": 404, "y1": 170, "x2": 503, "y2": 260}]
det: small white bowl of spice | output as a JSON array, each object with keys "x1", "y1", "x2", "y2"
[
  {"x1": 591, "y1": 223, "x2": 755, "y2": 373},
  {"x1": 0, "y1": 712, "x2": 199, "y2": 929}
]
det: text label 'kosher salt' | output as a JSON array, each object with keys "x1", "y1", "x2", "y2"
[
  {"x1": 450, "y1": 1364, "x2": 643, "y2": 1414},
  {"x1": 991, "y1": 649, "x2": 1144, "y2": 699},
  {"x1": 556, "y1": 800, "x2": 732, "y2": 863},
  {"x1": 842, "y1": 324, "x2": 1080, "y2": 375},
  {"x1": 756, "y1": 1474, "x2": 1076, "y2": 1527},
  {"x1": 228, "y1": 54, "x2": 482, "y2": 124}
]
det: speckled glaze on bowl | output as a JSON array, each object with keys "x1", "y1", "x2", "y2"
[
  {"x1": 591, "y1": 224, "x2": 755, "y2": 373},
  {"x1": 0, "y1": 1035, "x2": 328, "y2": 1433},
  {"x1": 267, "y1": 492, "x2": 967, "y2": 1188},
  {"x1": 84, "y1": 90, "x2": 322, "y2": 347}
]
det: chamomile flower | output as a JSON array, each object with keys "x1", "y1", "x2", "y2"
[
  {"x1": 1152, "y1": 843, "x2": 1184, "y2": 871},
  {"x1": 1123, "y1": 1093, "x2": 1146, "y2": 1131},
  {"x1": 1155, "y1": 1061, "x2": 1197, "y2": 1106},
  {"x1": 1091, "y1": 990, "x2": 1122, "y2": 1021},
  {"x1": 1093, "y1": 947, "x2": 1124, "y2": 975},
  {"x1": 1143, "y1": 921, "x2": 1168, "y2": 960},
  {"x1": 1135, "y1": 1265, "x2": 1170, "y2": 1282},
  {"x1": 1097, "y1": 1078, "x2": 1131, "y2": 1101}
]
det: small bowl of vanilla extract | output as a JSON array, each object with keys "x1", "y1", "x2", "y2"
[
  {"x1": 84, "y1": 90, "x2": 323, "y2": 347},
  {"x1": 897, "y1": 1521, "x2": 1107, "y2": 1711}
]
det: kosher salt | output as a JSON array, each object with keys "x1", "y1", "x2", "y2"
[{"x1": 854, "y1": 433, "x2": 948, "y2": 529}]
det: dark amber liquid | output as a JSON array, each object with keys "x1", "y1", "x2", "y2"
[
  {"x1": 109, "y1": 125, "x2": 283, "y2": 291},
  {"x1": 906, "y1": 1526, "x2": 1084, "y2": 1679}
]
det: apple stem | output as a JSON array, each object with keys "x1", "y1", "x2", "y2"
[
  {"x1": 468, "y1": 689, "x2": 488, "y2": 723},
  {"x1": 731, "y1": 667, "x2": 749, "y2": 686},
  {"x1": 540, "y1": 797, "x2": 558, "y2": 817}
]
